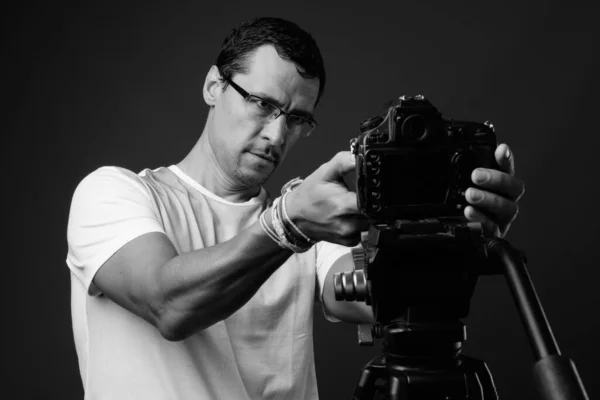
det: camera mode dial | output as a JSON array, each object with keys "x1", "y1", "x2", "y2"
[{"x1": 359, "y1": 116, "x2": 384, "y2": 133}]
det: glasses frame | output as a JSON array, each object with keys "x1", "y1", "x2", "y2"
[{"x1": 224, "y1": 77, "x2": 317, "y2": 137}]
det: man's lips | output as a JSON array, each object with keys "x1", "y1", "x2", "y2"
[{"x1": 250, "y1": 151, "x2": 277, "y2": 164}]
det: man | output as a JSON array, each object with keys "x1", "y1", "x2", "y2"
[{"x1": 66, "y1": 17, "x2": 524, "y2": 399}]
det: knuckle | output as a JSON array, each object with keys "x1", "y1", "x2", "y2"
[
  {"x1": 335, "y1": 220, "x2": 360, "y2": 242},
  {"x1": 495, "y1": 193, "x2": 507, "y2": 207},
  {"x1": 497, "y1": 170, "x2": 510, "y2": 186},
  {"x1": 337, "y1": 150, "x2": 350, "y2": 159},
  {"x1": 332, "y1": 151, "x2": 347, "y2": 164},
  {"x1": 339, "y1": 224, "x2": 355, "y2": 239}
]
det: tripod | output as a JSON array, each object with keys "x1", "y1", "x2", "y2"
[
  {"x1": 352, "y1": 320, "x2": 498, "y2": 400},
  {"x1": 334, "y1": 219, "x2": 589, "y2": 400}
]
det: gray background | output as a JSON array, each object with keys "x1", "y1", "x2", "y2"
[{"x1": 5, "y1": 0, "x2": 599, "y2": 399}]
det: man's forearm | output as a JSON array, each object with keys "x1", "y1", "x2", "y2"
[{"x1": 156, "y1": 211, "x2": 292, "y2": 340}]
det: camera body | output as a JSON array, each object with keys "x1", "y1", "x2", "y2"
[{"x1": 352, "y1": 95, "x2": 498, "y2": 221}]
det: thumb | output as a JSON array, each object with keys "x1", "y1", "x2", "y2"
[
  {"x1": 319, "y1": 151, "x2": 356, "y2": 182},
  {"x1": 495, "y1": 143, "x2": 515, "y2": 175}
]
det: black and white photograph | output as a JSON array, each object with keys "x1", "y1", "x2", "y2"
[{"x1": 6, "y1": 1, "x2": 599, "y2": 399}]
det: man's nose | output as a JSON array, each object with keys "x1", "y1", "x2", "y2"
[{"x1": 260, "y1": 115, "x2": 288, "y2": 146}]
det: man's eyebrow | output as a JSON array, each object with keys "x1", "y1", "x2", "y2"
[{"x1": 254, "y1": 92, "x2": 315, "y2": 120}]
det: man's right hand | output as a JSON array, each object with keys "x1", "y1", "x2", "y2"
[{"x1": 286, "y1": 151, "x2": 369, "y2": 246}]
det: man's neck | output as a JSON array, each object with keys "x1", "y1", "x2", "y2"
[{"x1": 176, "y1": 133, "x2": 261, "y2": 203}]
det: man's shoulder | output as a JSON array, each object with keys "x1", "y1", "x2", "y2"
[
  {"x1": 79, "y1": 165, "x2": 144, "y2": 185},
  {"x1": 78, "y1": 165, "x2": 180, "y2": 192},
  {"x1": 72, "y1": 165, "x2": 157, "y2": 206}
]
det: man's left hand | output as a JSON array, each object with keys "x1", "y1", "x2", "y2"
[{"x1": 464, "y1": 143, "x2": 525, "y2": 238}]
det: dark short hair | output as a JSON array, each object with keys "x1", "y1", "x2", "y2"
[{"x1": 216, "y1": 17, "x2": 326, "y2": 105}]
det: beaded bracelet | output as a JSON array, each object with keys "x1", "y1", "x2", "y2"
[
  {"x1": 259, "y1": 209, "x2": 284, "y2": 248},
  {"x1": 281, "y1": 191, "x2": 316, "y2": 246},
  {"x1": 258, "y1": 177, "x2": 315, "y2": 253},
  {"x1": 271, "y1": 197, "x2": 309, "y2": 253}
]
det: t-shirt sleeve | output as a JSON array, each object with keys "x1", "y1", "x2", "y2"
[
  {"x1": 66, "y1": 166, "x2": 165, "y2": 296},
  {"x1": 315, "y1": 241, "x2": 353, "y2": 322}
]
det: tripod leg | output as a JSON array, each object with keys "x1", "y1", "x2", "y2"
[
  {"x1": 353, "y1": 356, "x2": 388, "y2": 400},
  {"x1": 461, "y1": 356, "x2": 499, "y2": 400},
  {"x1": 388, "y1": 375, "x2": 409, "y2": 400}
]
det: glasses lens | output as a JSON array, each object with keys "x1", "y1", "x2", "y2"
[
  {"x1": 287, "y1": 116, "x2": 316, "y2": 138},
  {"x1": 298, "y1": 122, "x2": 316, "y2": 138},
  {"x1": 246, "y1": 96, "x2": 279, "y2": 119}
]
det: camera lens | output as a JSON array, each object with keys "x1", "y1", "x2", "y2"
[{"x1": 400, "y1": 115, "x2": 428, "y2": 141}]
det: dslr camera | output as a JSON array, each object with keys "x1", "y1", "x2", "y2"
[{"x1": 351, "y1": 95, "x2": 498, "y2": 221}]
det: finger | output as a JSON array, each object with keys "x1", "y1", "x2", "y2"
[
  {"x1": 495, "y1": 143, "x2": 515, "y2": 175},
  {"x1": 471, "y1": 168, "x2": 525, "y2": 201},
  {"x1": 319, "y1": 151, "x2": 356, "y2": 182},
  {"x1": 464, "y1": 205, "x2": 502, "y2": 237},
  {"x1": 343, "y1": 215, "x2": 371, "y2": 245},
  {"x1": 465, "y1": 187, "x2": 519, "y2": 222},
  {"x1": 339, "y1": 190, "x2": 361, "y2": 213}
]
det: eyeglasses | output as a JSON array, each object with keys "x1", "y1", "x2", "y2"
[{"x1": 225, "y1": 78, "x2": 317, "y2": 138}]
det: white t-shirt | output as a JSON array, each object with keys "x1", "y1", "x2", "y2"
[{"x1": 66, "y1": 165, "x2": 350, "y2": 400}]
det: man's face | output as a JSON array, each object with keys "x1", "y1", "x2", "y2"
[{"x1": 207, "y1": 45, "x2": 320, "y2": 188}]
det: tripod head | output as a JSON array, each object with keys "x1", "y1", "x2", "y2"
[{"x1": 335, "y1": 218, "x2": 500, "y2": 399}]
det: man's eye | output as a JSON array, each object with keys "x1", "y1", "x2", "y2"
[
  {"x1": 254, "y1": 99, "x2": 274, "y2": 111},
  {"x1": 288, "y1": 115, "x2": 306, "y2": 126}
]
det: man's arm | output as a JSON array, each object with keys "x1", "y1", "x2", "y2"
[
  {"x1": 94, "y1": 218, "x2": 291, "y2": 341},
  {"x1": 92, "y1": 152, "x2": 365, "y2": 342},
  {"x1": 320, "y1": 252, "x2": 375, "y2": 324}
]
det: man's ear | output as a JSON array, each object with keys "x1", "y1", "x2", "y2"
[{"x1": 203, "y1": 65, "x2": 223, "y2": 106}]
